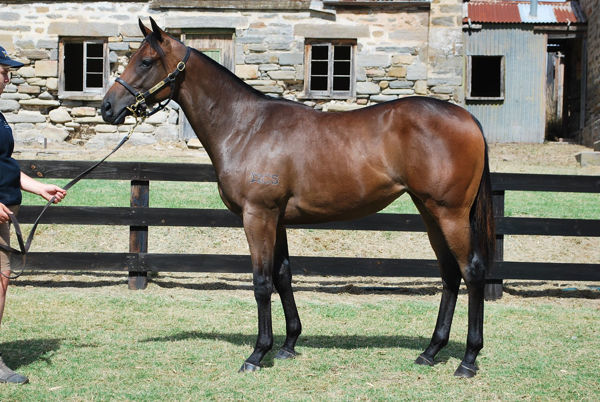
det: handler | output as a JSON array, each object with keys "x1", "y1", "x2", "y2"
[{"x1": 0, "y1": 46, "x2": 66, "y2": 384}]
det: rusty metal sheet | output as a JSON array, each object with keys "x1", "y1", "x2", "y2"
[
  {"x1": 466, "y1": 1, "x2": 586, "y2": 24},
  {"x1": 552, "y1": 3, "x2": 586, "y2": 23},
  {"x1": 466, "y1": 2, "x2": 521, "y2": 23}
]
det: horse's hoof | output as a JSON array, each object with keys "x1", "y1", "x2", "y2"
[
  {"x1": 454, "y1": 363, "x2": 478, "y2": 378},
  {"x1": 239, "y1": 361, "x2": 261, "y2": 373},
  {"x1": 275, "y1": 348, "x2": 296, "y2": 360},
  {"x1": 415, "y1": 354, "x2": 434, "y2": 367}
]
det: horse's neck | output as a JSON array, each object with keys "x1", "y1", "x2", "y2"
[{"x1": 176, "y1": 53, "x2": 262, "y2": 172}]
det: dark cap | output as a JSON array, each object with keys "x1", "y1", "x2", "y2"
[{"x1": 0, "y1": 46, "x2": 24, "y2": 68}]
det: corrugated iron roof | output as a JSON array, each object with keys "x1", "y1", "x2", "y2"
[
  {"x1": 465, "y1": 1, "x2": 586, "y2": 24},
  {"x1": 323, "y1": 0, "x2": 430, "y2": 5}
]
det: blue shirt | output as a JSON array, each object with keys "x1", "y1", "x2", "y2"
[{"x1": 0, "y1": 112, "x2": 22, "y2": 205}]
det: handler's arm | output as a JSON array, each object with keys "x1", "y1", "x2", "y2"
[{"x1": 20, "y1": 172, "x2": 67, "y2": 203}]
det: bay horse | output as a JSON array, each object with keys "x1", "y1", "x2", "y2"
[{"x1": 102, "y1": 18, "x2": 495, "y2": 378}]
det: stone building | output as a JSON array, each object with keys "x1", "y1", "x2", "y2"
[{"x1": 0, "y1": 0, "x2": 464, "y2": 148}]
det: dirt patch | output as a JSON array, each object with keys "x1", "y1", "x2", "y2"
[{"x1": 488, "y1": 142, "x2": 600, "y2": 175}]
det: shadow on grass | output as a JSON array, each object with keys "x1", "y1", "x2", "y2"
[
  {"x1": 13, "y1": 279, "x2": 125, "y2": 288},
  {"x1": 503, "y1": 286, "x2": 600, "y2": 299},
  {"x1": 11, "y1": 272, "x2": 600, "y2": 299},
  {"x1": 140, "y1": 331, "x2": 465, "y2": 362},
  {"x1": 502, "y1": 280, "x2": 600, "y2": 299},
  {"x1": 0, "y1": 338, "x2": 62, "y2": 370},
  {"x1": 12, "y1": 271, "x2": 127, "y2": 288},
  {"x1": 151, "y1": 279, "x2": 445, "y2": 296},
  {"x1": 12, "y1": 272, "x2": 444, "y2": 295}
]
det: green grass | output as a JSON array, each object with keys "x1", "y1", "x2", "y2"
[
  {"x1": 21, "y1": 179, "x2": 599, "y2": 219},
  {"x1": 0, "y1": 278, "x2": 598, "y2": 400},
  {"x1": 20, "y1": 180, "x2": 222, "y2": 209},
  {"x1": 8, "y1": 162, "x2": 600, "y2": 399},
  {"x1": 505, "y1": 191, "x2": 599, "y2": 219}
]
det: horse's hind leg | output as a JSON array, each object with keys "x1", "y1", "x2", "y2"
[
  {"x1": 434, "y1": 206, "x2": 485, "y2": 377},
  {"x1": 415, "y1": 200, "x2": 485, "y2": 377},
  {"x1": 412, "y1": 197, "x2": 462, "y2": 367},
  {"x1": 454, "y1": 253, "x2": 485, "y2": 378},
  {"x1": 272, "y1": 226, "x2": 302, "y2": 360}
]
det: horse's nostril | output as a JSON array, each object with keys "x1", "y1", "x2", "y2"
[{"x1": 102, "y1": 101, "x2": 113, "y2": 118}]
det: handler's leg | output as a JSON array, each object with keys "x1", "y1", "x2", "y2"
[
  {"x1": 0, "y1": 205, "x2": 28, "y2": 384},
  {"x1": 0, "y1": 206, "x2": 15, "y2": 323}
]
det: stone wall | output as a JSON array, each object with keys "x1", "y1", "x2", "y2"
[
  {"x1": 0, "y1": 1, "x2": 464, "y2": 148},
  {"x1": 427, "y1": 0, "x2": 464, "y2": 103},
  {"x1": 578, "y1": 0, "x2": 599, "y2": 148}
]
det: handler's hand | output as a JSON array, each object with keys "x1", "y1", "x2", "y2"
[
  {"x1": 39, "y1": 184, "x2": 67, "y2": 204},
  {"x1": 0, "y1": 203, "x2": 13, "y2": 224}
]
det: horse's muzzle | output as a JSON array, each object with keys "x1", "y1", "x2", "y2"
[{"x1": 101, "y1": 99, "x2": 128, "y2": 125}]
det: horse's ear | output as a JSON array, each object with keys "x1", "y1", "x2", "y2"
[
  {"x1": 149, "y1": 17, "x2": 164, "y2": 42},
  {"x1": 138, "y1": 18, "x2": 152, "y2": 37}
]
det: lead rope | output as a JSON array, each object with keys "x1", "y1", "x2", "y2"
[
  {"x1": 0, "y1": 116, "x2": 142, "y2": 280},
  {"x1": 1, "y1": 47, "x2": 190, "y2": 279}
]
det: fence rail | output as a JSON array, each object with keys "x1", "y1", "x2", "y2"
[{"x1": 16, "y1": 160, "x2": 600, "y2": 297}]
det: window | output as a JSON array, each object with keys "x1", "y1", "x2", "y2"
[
  {"x1": 59, "y1": 39, "x2": 108, "y2": 99},
  {"x1": 467, "y1": 55, "x2": 505, "y2": 101},
  {"x1": 305, "y1": 40, "x2": 356, "y2": 99},
  {"x1": 199, "y1": 49, "x2": 221, "y2": 64}
]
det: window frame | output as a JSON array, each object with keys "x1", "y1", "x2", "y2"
[
  {"x1": 58, "y1": 37, "x2": 109, "y2": 100},
  {"x1": 304, "y1": 39, "x2": 356, "y2": 99},
  {"x1": 466, "y1": 55, "x2": 506, "y2": 102}
]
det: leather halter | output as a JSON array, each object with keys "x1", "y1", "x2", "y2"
[{"x1": 115, "y1": 46, "x2": 191, "y2": 118}]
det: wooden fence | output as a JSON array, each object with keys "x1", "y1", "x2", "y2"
[{"x1": 16, "y1": 160, "x2": 600, "y2": 298}]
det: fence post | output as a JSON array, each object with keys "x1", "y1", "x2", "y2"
[
  {"x1": 485, "y1": 189, "x2": 505, "y2": 300},
  {"x1": 129, "y1": 180, "x2": 149, "y2": 290}
]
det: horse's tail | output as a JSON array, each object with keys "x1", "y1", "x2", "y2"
[{"x1": 469, "y1": 116, "x2": 495, "y2": 276}]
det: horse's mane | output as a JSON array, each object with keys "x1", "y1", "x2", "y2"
[
  {"x1": 188, "y1": 47, "x2": 273, "y2": 101},
  {"x1": 188, "y1": 47, "x2": 315, "y2": 110},
  {"x1": 145, "y1": 32, "x2": 313, "y2": 111},
  {"x1": 142, "y1": 31, "x2": 267, "y2": 101}
]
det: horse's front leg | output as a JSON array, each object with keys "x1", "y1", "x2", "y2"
[{"x1": 239, "y1": 207, "x2": 279, "y2": 373}]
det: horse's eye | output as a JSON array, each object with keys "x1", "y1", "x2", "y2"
[{"x1": 140, "y1": 59, "x2": 152, "y2": 68}]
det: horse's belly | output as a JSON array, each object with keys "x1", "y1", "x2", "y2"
[{"x1": 283, "y1": 181, "x2": 406, "y2": 224}]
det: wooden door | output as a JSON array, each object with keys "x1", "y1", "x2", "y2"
[
  {"x1": 180, "y1": 32, "x2": 234, "y2": 140},
  {"x1": 545, "y1": 50, "x2": 565, "y2": 138}
]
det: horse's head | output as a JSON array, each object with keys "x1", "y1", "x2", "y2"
[{"x1": 102, "y1": 17, "x2": 188, "y2": 124}]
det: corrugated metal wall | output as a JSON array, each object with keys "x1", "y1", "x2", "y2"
[{"x1": 465, "y1": 25, "x2": 547, "y2": 143}]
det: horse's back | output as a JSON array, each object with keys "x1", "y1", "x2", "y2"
[{"x1": 278, "y1": 97, "x2": 485, "y2": 223}]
